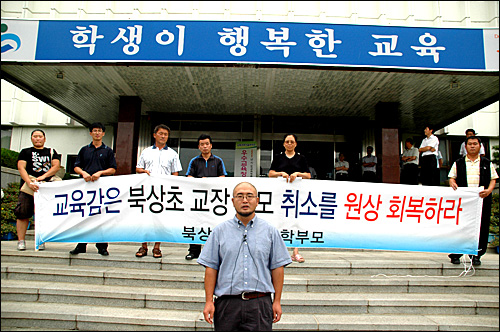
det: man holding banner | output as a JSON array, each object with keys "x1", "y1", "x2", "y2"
[
  {"x1": 198, "y1": 182, "x2": 292, "y2": 331},
  {"x1": 185, "y1": 134, "x2": 227, "y2": 260},
  {"x1": 135, "y1": 124, "x2": 182, "y2": 259},
  {"x1": 70, "y1": 122, "x2": 117, "y2": 256},
  {"x1": 15, "y1": 129, "x2": 61, "y2": 251},
  {"x1": 448, "y1": 136, "x2": 498, "y2": 265}
]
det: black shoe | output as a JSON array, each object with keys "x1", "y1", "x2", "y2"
[
  {"x1": 472, "y1": 256, "x2": 481, "y2": 266},
  {"x1": 450, "y1": 257, "x2": 460, "y2": 264},
  {"x1": 185, "y1": 252, "x2": 199, "y2": 260},
  {"x1": 70, "y1": 246, "x2": 86, "y2": 255},
  {"x1": 98, "y1": 249, "x2": 109, "y2": 256}
]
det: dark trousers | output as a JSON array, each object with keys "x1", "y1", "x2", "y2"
[
  {"x1": 420, "y1": 155, "x2": 439, "y2": 186},
  {"x1": 401, "y1": 164, "x2": 419, "y2": 185},
  {"x1": 76, "y1": 243, "x2": 108, "y2": 250},
  {"x1": 449, "y1": 196, "x2": 492, "y2": 259},
  {"x1": 336, "y1": 173, "x2": 349, "y2": 181},
  {"x1": 214, "y1": 294, "x2": 273, "y2": 331},
  {"x1": 362, "y1": 171, "x2": 376, "y2": 183},
  {"x1": 188, "y1": 243, "x2": 202, "y2": 255}
]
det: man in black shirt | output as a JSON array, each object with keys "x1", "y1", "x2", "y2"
[
  {"x1": 14, "y1": 129, "x2": 61, "y2": 251},
  {"x1": 69, "y1": 122, "x2": 117, "y2": 256},
  {"x1": 185, "y1": 134, "x2": 227, "y2": 260}
]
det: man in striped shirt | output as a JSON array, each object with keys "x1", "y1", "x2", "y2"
[{"x1": 448, "y1": 136, "x2": 498, "y2": 265}]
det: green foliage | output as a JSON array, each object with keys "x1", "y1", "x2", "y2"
[
  {"x1": 1, "y1": 182, "x2": 34, "y2": 237},
  {"x1": 1, "y1": 182, "x2": 20, "y2": 236},
  {"x1": 1, "y1": 148, "x2": 19, "y2": 169},
  {"x1": 490, "y1": 193, "x2": 499, "y2": 247},
  {"x1": 492, "y1": 145, "x2": 499, "y2": 176}
]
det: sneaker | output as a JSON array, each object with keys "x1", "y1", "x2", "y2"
[
  {"x1": 38, "y1": 243, "x2": 45, "y2": 250},
  {"x1": 17, "y1": 240, "x2": 26, "y2": 251}
]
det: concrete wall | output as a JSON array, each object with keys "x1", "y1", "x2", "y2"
[
  {"x1": 438, "y1": 101, "x2": 499, "y2": 137},
  {"x1": 1, "y1": 1, "x2": 498, "y2": 28}
]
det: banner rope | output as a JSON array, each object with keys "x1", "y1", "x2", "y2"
[{"x1": 371, "y1": 255, "x2": 476, "y2": 279}]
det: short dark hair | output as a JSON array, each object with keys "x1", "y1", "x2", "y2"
[
  {"x1": 154, "y1": 124, "x2": 170, "y2": 134},
  {"x1": 283, "y1": 133, "x2": 298, "y2": 143},
  {"x1": 367, "y1": 146, "x2": 373, "y2": 151},
  {"x1": 198, "y1": 134, "x2": 212, "y2": 145},
  {"x1": 89, "y1": 122, "x2": 105, "y2": 132},
  {"x1": 424, "y1": 124, "x2": 434, "y2": 132},
  {"x1": 405, "y1": 138, "x2": 414, "y2": 145},
  {"x1": 31, "y1": 129, "x2": 46, "y2": 137},
  {"x1": 233, "y1": 182, "x2": 258, "y2": 197},
  {"x1": 465, "y1": 128, "x2": 476, "y2": 135},
  {"x1": 465, "y1": 136, "x2": 482, "y2": 146}
]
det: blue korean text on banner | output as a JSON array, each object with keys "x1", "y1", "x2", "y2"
[{"x1": 34, "y1": 175, "x2": 482, "y2": 255}]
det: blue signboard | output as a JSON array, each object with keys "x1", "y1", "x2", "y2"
[{"x1": 2, "y1": 19, "x2": 499, "y2": 71}]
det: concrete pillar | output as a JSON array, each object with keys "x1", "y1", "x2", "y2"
[
  {"x1": 375, "y1": 102, "x2": 400, "y2": 184},
  {"x1": 115, "y1": 96, "x2": 141, "y2": 175}
]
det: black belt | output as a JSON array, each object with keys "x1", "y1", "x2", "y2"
[{"x1": 219, "y1": 292, "x2": 270, "y2": 301}]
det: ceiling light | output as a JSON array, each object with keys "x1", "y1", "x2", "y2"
[{"x1": 56, "y1": 72, "x2": 64, "y2": 79}]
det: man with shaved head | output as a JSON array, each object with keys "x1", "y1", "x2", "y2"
[{"x1": 198, "y1": 182, "x2": 292, "y2": 331}]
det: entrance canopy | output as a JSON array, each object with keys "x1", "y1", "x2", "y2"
[{"x1": 1, "y1": 18, "x2": 499, "y2": 132}]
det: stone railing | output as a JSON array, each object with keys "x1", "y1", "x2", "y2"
[{"x1": 1, "y1": 166, "x2": 20, "y2": 186}]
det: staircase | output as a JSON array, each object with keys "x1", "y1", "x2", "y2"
[{"x1": 1, "y1": 231, "x2": 499, "y2": 331}]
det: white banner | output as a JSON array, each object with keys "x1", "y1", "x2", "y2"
[
  {"x1": 234, "y1": 141, "x2": 257, "y2": 177},
  {"x1": 34, "y1": 175, "x2": 483, "y2": 255}
]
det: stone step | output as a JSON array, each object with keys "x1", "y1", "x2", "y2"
[
  {"x1": 2, "y1": 241, "x2": 498, "y2": 277},
  {"x1": 1, "y1": 301, "x2": 498, "y2": 331},
  {"x1": 2, "y1": 240, "x2": 499, "y2": 331},
  {"x1": 2, "y1": 279, "x2": 498, "y2": 316},
  {"x1": 2, "y1": 261, "x2": 498, "y2": 295}
]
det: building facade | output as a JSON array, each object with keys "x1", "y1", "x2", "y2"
[{"x1": 1, "y1": 1, "x2": 499, "y2": 181}]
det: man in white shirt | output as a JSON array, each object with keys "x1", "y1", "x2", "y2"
[
  {"x1": 401, "y1": 138, "x2": 419, "y2": 185},
  {"x1": 135, "y1": 124, "x2": 182, "y2": 258},
  {"x1": 418, "y1": 125, "x2": 439, "y2": 186},
  {"x1": 459, "y1": 129, "x2": 485, "y2": 158},
  {"x1": 361, "y1": 146, "x2": 377, "y2": 182},
  {"x1": 335, "y1": 153, "x2": 349, "y2": 181}
]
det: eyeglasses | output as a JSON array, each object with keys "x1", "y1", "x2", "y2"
[{"x1": 234, "y1": 194, "x2": 257, "y2": 200}]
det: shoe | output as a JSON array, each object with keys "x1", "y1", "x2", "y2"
[
  {"x1": 185, "y1": 252, "x2": 199, "y2": 260},
  {"x1": 98, "y1": 249, "x2": 109, "y2": 256},
  {"x1": 152, "y1": 248, "x2": 162, "y2": 258},
  {"x1": 70, "y1": 246, "x2": 86, "y2": 255},
  {"x1": 38, "y1": 243, "x2": 45, "y2": 250},
  {"x1": 472, "y1": 256, "x2": 481, "y2": 266},
  {"x1": 17, "y1": 240, "x2": 26, "y2": 251},
  {"x1": 136, "y1": 247, "x2": 148, "y2": 257},
  {"x1": 450, "y1": 257, "x2": 460, "y2": 264}
]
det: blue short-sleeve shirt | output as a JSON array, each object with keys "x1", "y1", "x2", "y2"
[{"x1": 197, "y1": 215, "x2": 292, "y2": 297}]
